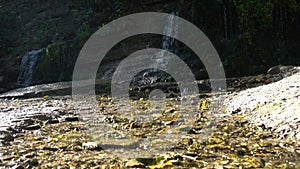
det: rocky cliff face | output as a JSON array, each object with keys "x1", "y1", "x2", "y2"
[
  {"x1": 0, "y1": 0, "x2": 299, "y2": 93},
  {"x1": 0, "y1": 0, "x2": 183, "y2": 93}
]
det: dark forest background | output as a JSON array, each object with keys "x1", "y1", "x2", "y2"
[{"x1": 0, "y1": 0, "x2": 299, "y2": 92}]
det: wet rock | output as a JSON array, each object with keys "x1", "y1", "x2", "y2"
[
  {"x1": 267, "y1": 65, "x2": 281, "y2": 74},
  {"x1": 63, "y1": 116, "x2": 79, "y2": 122},
  {"x1": 0, "y1": 130, "x2": 14, "y2": 142},
  {"x1": 24, "y1": 159, "x2": 39, "y2": 167},
  {"x1": 267, "y1": 65, "x2": 295, "y2": 75},
  {"x1": 82, "y1": 142, "x2": 103, "y2": 151},
  {"x1": 0, "y1": 80, "x2": 112, "y2": 99},
  {"x1": 126, "y1": 159, "x2": 145, "y2": 168},
  {"x1": 11, "y1": 164, "x2": 24, "y2": 169},
  {"x1": 13, "y1": 119, "x2": 36, "y2": 131},
  {"x1": 27, "y1": 114, "x2": 52, "y2": 121},
  {"x1": 2, "y1": 107, "x2": 14, "y2": 111},
  {"x1": 6, "y1": 127, "x2": 18, "y2": 134},
  {"x1": 0, "y1": 81, "x2": 72, "y2": 99},
  {"x1": 12, "y1": 118, "x2": 34, "y2": 124},
  {"x1": 24, "y1": 124, "x2": 41, "y2": 130},
  {"x1": 45, "y1": 119, "x2": 59, "y2": 125}
]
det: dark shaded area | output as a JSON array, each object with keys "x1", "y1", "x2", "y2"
[{"x1": 0, "y1": 0, "x2": 299, "y2": 93}]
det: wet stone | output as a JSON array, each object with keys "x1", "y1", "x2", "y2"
[
  {"x1": 12, "y1": 118, "x2": 34, "y2": 124},
  {"x1": 82, "y1": 142, "x2": 103, "y2": 151},
  {"x1": 11, "y1": 164, "x2": 24, "y2": 169},
  {"x1": 63, "y1": 116, "x2": 79, "y2": 122},
  {"x1": 126, "y1": 159, "x2": 145, "y2": 168},
  {"x1": 23, "y1": 124, "x2": 40, "y2": 130},
  {"x1": 26, "y1": 114, "x2": 52, "y2": 121},
  {"x1": 24, "y1": 159, "x2": 39, "y2": 167},
  {"x1": 44, "y1": 119, "x2": 59, "y2": 125},
  {"x1": 0, "y1": 130, "x2": 14, "y2": 142}
]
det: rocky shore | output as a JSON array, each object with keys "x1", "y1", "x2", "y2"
[
  {"x1": 0, "y1": 66, "x2": 300, "y2": 168},
  {"x1": 225, "y1": 67, "x2": 300, "y2": 139}
]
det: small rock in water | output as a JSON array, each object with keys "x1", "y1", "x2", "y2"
[
  {"x1": 0, "y1": 130, "x2": 14, "y2": 142},
  {"x1": 44, "y1": 119, "x2": 59, "y2": 125},
  {"x1": 63, "y1": 116, "x2": 79, "y2": 122},
  {"x1": 82, "y1": 142, "x2": 102, "y2": 150},
  {"x1": 24, "y1": 159, "x2": 39, "y2": 167},
  {"x1": 33, "y1": 130, "x2": 42, "y2": 136},
  {"x1": 126, "y1": 159, "x2": 145, "y2": 168},
  {"x1": 267, "y1": 65, "x2": 281, "y2": 74},
  {"x1": 267, "y1": 65, "x2": 294, "y2": 74},
  {"x1": 6, "y1": 127, "x2": 18, "y2": 134},
  {"x1": 24, "y1": 124, "x2": 41, "y2": 130}
]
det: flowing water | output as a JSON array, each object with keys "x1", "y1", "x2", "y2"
[
  {"x1": 138, "y1": 12, "x2": 180, "y2": 85},
  {"x1": 155, "y1": 11, "x2": 179, "y2": 68},
  {"x1": 17, "y1": 48, "x2": 45, "y2": 87}
]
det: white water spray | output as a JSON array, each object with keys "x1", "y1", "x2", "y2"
[{"x1": 17, "y1": 48, "x2": 45, "y2": 87}]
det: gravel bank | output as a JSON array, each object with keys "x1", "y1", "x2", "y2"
[{"x1": 225, "y1": 67, "x2": 300, "y2": 139}]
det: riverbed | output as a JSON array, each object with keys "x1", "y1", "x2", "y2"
[{"x1": 1, "y1": 68, "x2": 300, "y2": 168}]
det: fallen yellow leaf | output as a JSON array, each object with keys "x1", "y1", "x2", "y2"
[
  {"x1": 198, "y1": 99, "x2": 208, "y2": 109},
  {"x1": 148, "y1": 160, "x2": 173, "y2": 169},
  {"x1": 99, "y1": 103, "x2": 104, "y2": 109},
  {"x1": 255, "y1": 77, "x2": 262, "y2": 82}
]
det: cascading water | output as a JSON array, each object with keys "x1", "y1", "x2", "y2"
[
  {"x1": 140, "y1": 12, "x2": 180, "y2": 85},
  {"x1": 155, "y1": 11, "x2": 179, "y2": 68},
  {"x1": 17, "y1": 48, "x2": 45, "y2": 87}
]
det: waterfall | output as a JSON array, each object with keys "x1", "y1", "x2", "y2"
[
  {"x1": 17, "y1": 48, "x2": 45, "y2": 87},
  {"x1": 141, "y1": 12, "x2": 179, "y2": 84},
  {"x1": 129, "y1": 12, "x2": 180, "y2": 85},
  {"x1": 155, "y1": 11, "x2": 179, "y2": 69}
]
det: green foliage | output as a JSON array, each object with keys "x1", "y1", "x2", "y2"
[
  {"x1": 76, "y1": 22, "x2": 93, "y2": 48},
  {"x1": 282, "y1": 0, "x2": 300, "y2": 11},
  {"x1": 45, "y1": 42, "x2": 65, "y2": 66},
  {"x1": 229, "y1": 0, "x2": 274, "y2": 44},
  {"x1": 35, "y1": 41, "x2": 67, "y2": 83},
  {"x1": 112, "y1": 1, "x2": 126, "y2": 18},
  {"x1": 74, "y1": 1, "x2": 126, "y2": 48},
  {"x1": 218, "y1": 0, "x2": 300, "y2": 44}
]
